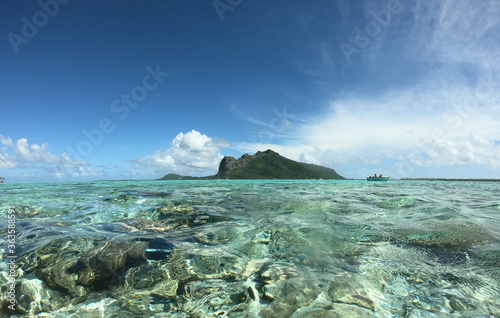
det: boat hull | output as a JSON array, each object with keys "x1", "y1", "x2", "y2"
[{"x1": 367, "y1": 177, "x2": 390, "y2": 181}]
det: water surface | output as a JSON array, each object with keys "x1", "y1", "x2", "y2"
[{"x1": 1, "y1": 180, "x2": 499, "y2": 317}]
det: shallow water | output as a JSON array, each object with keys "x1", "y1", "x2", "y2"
[{"x1": 1, "y1": 180, "x2": 499, "y2": 317}]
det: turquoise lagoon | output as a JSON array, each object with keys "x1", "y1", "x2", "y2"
[{"x1": 1, "y1": 180, "x2": 499, "y2": 317}]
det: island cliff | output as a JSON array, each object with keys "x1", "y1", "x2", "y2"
[{"x1": 160, "y1": 149, "x2": 345, "y2": 180}]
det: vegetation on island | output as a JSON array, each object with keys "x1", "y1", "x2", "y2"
[
  {"x1": 159, "y1": 149, "x2": 345, "y2": 180},
  {"x1": 159, "y1": 174, "x2": 209, "y2": 180}
]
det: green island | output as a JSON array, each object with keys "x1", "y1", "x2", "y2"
[{"x1": 159, "y1": 149, "x2": 345, "y2": 180}]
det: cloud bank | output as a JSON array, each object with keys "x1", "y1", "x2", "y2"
[
  {"x1": 0, "y1": 135, "x2": 94, "y2": 179},
  {"x1": 236, "y1": 76, "x2": 500, "y2": 176},
  {"x1": 133, "y1": 130, "x2": 228, "y2": 177}
]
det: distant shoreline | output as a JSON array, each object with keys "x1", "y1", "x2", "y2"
[
  {"x1": 3, "y1": 178, "x2": 500, "y2": 184},
  {"x1": 400, "y1": 178, "x2": 500, "y2": 182}
]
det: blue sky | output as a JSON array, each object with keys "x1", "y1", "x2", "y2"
[{"x1": 1, "y1": 0, "x2": 499, "y2": 182}]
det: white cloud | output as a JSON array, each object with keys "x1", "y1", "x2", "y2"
[
  {"x1": 51, "y1": 165, "x2": 103, "y2": 180},
  {"x1": 231, "y1": 105, "x2": 275, "y2": 129},
  {"x1": 407, "y1": 134, "x2": 500, "y2": 169},
  {"x1": 0, "y1": 135, "x2": 14, "y2": 147},
  {"x1": 0, "y1": 153, "x2": 17, "y2": 169},
  {"x1": 298, "y1": 148, "x2": 321, "y2": 165},
  {"x1": 15, "y1": 138, "x2": 60, "y2": 164},
  {"x1": 133, "y1": 130, "x2": 228, "y2": 177},
  {"x1": 0, "y1": 136, "x2": 90, "y2": 179},
  {"x1": 234, "y1": 75, "x2": 500, "y2": 173}
]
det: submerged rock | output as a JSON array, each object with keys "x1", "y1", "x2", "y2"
[
  {"x1": 111, "y1": 263, "x2": 178, "y2": 316},
  {"x1": 327, "y1": 276, "x2": 376, "y2": 312},
  {"x1": 102, "y1": 218, "x2": 174, "y2": 233},
  {"x1": 18, "y1": 235, "x2": 149, "y2": 296},
  {"x1": 103, "y1": 193, "x2": 136, "y2": 202},
  {"x1": 156, "y1": 205, "x2": 233, "y2": 228},
  {"x1": 35, "y1": 298, "x2": 133, "y2": 318},
  {"x1": 255, "y1": 262, "x2": 321, "y2": 316},
  {"x1": 11, "y1": 279, "x2": 61, "y2": 315},
  {"x1": 400, "y1": 222, "x2": 496, "y2": 250},
  {"x1": 36, "y1": 239, "x2": 90, "y2": 295},
  {"x1": 70, "y1": 239, "x2": 147, "y2": 288},
  {"x1": 10, "y1": 205, "x2": 44, "y2": 218}
]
